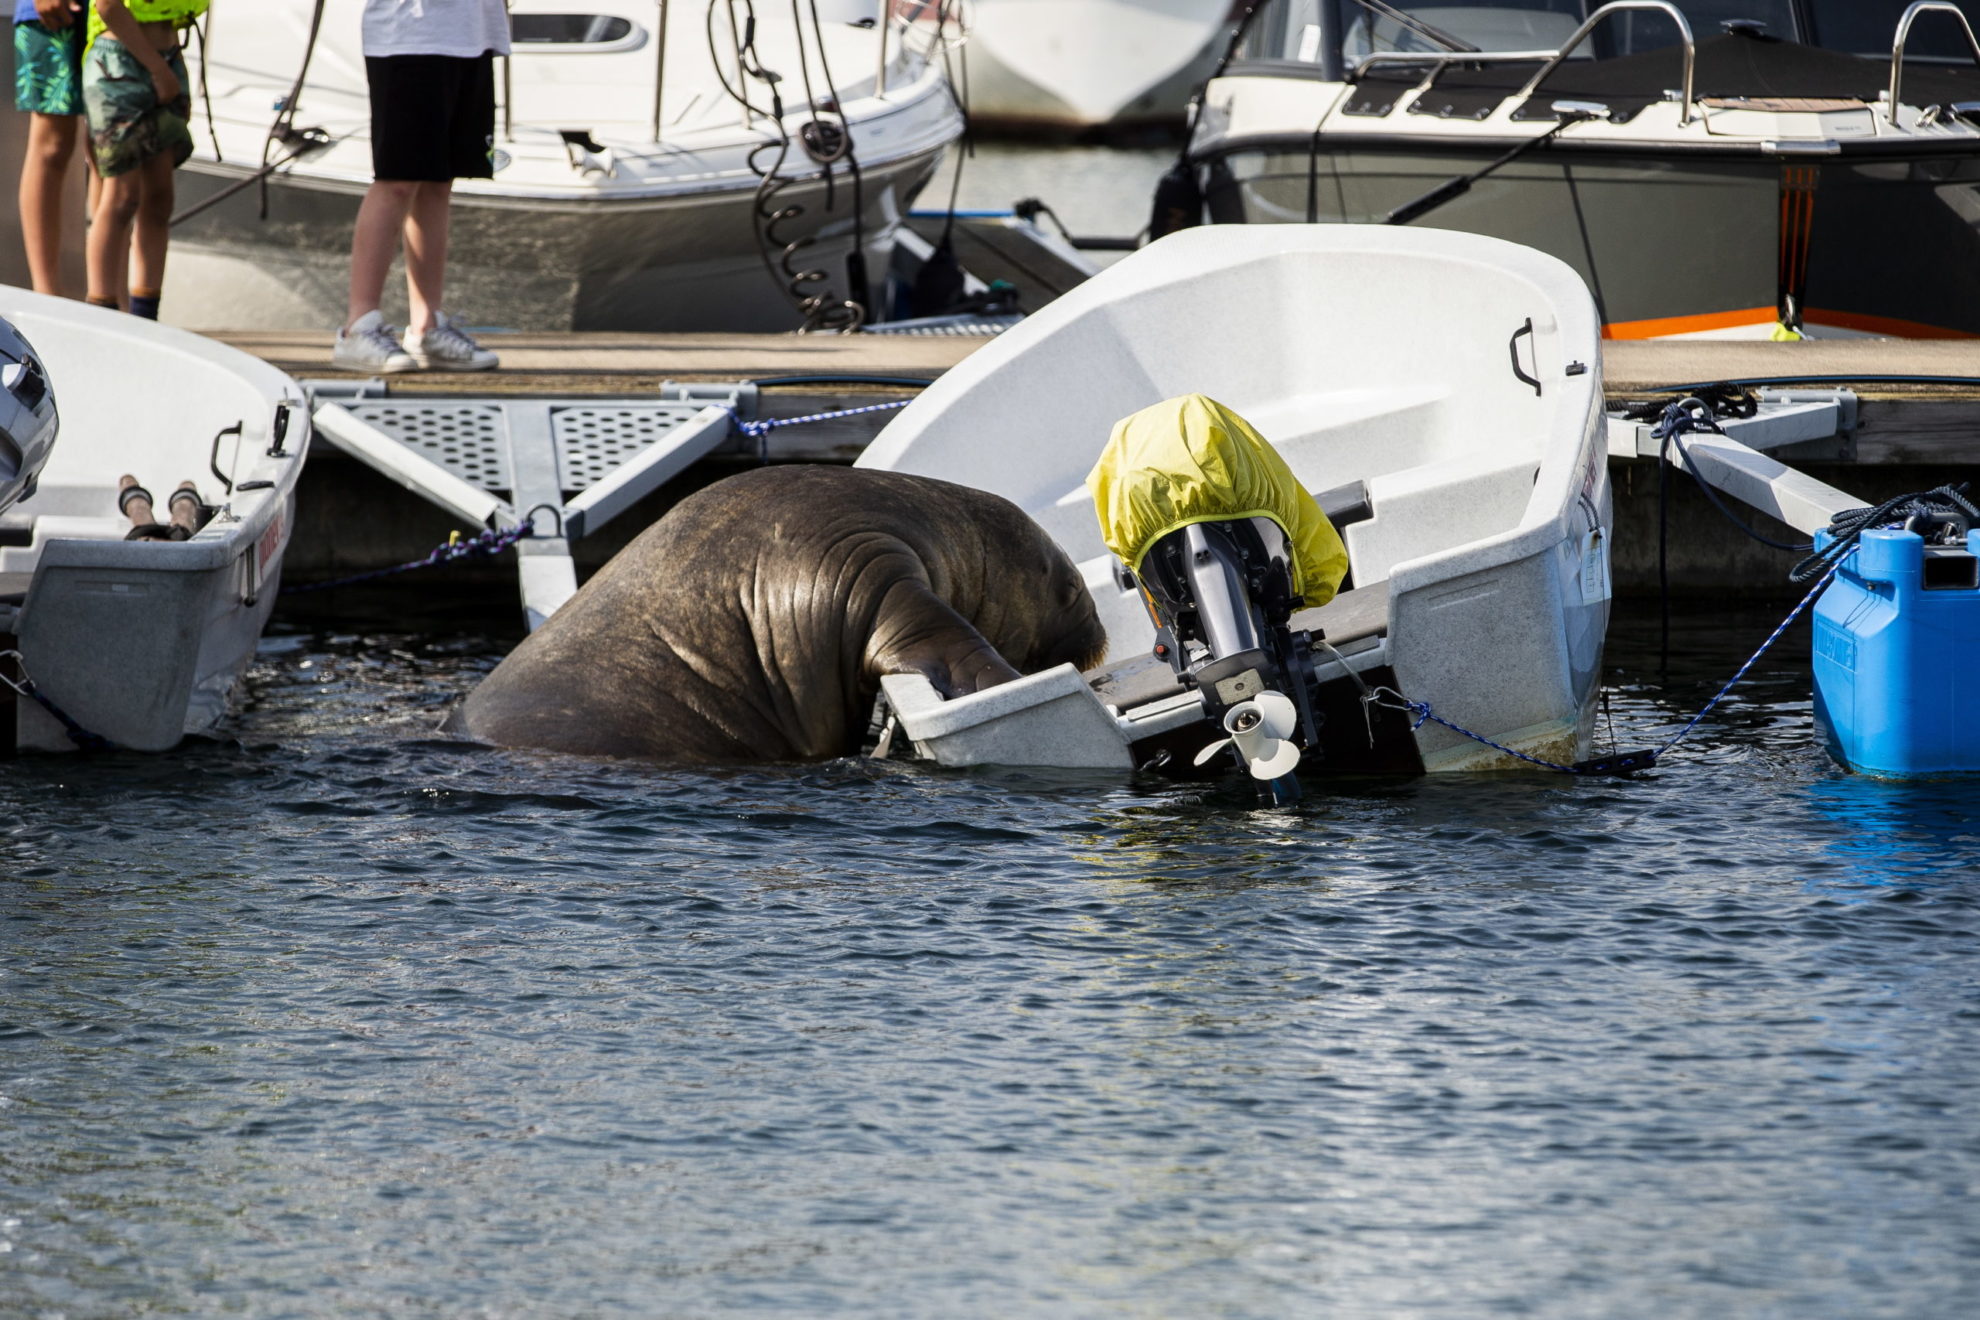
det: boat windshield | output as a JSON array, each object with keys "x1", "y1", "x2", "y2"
[{"x1": 1233, "y1": 2, "x2": 1809, "y2": 69}]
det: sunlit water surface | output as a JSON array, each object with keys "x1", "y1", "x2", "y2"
[{"x1": 4, "y1": 603, "x2": 1978, "y2": 1319}]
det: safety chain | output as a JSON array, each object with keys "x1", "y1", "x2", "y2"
[
  {"x1": 0, "y1": 650, "x2": 116, "y2": 752},
  {"x1": 282, "y1": 522, "x2": 536, "y2": 595}
]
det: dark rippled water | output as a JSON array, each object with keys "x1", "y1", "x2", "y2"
[{"x1": 4, "y1": 602, "x2": 1978, "y2": 1318}]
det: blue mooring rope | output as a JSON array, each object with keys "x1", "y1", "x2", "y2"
[
  {"x1": 282, "y1": 522, "x2": 538, "y2": 595},
  {"x1": 1367, "y1": 557, "x2": 1845, "y2": 776},
  {"x1": 727, "y1": 399, "x2": 912, "y2": 438}
]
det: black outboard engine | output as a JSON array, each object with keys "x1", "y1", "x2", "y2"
[
  {"x1": 0, "y1": 316, "x2": 57, "y2": 519},
  {"x1": 1134, "y1": 515, "x2": 1323, "y2": 804}
]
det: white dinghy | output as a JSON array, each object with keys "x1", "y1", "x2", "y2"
[
  {"x1": 857, "y1": 224, "x2": 1613, "y2": 778},
  {"x1": 0, "y1": 291, "x2": 306, "y2": 753}
]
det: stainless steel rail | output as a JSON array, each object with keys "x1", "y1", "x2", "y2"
[
  {"x1": 1887, "y1": 1, "x2": 1980, "y2": 125},
  {"x1": 1352, "y1": 0, "x2": 1697, "y2": 128},
  {"x1": 1514, "y1": 1, "x2": 1695, "y2": 127}
]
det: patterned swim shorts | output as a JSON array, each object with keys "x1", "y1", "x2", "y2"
[
  {"x1": 14, "y1": 19, "x2": 84, "y2": 117},
  {"x1": 81, "y1": 38, "x2": 190, "y2": 178}
]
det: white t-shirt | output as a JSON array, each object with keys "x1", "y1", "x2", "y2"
[{"x1": 363, "y1": 0, "x2": 513, "y2": 59}]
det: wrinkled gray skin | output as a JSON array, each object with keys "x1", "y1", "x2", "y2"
[{"x1": 444, "y1": 466, "x2": 1109, "y2": 762}]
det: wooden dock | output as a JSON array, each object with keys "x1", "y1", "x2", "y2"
[
  {"x1": 227, "y1": 330, "x2": 1980, "y2": 601},
  {"x1": 213, "y1": 329, "x2": 989, "y2": 392},
  {"x1": 220, "y1": 330, "x2": 1980, "y2": 464}
]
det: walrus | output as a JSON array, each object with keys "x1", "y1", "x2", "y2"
[{"x1": 443, "y1": 465, "x2": 1109, "y2": 762}]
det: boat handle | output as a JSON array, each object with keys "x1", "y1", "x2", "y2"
[
  {"x1": 209, "y1": 420, "x2": 242, "y2": 496},
  {"x1": 1509, "y1": 319, "x2": 1542, "y2": 397},
  {"x1": 268, "y1": 401, "x2": 294, "y2": 458}
]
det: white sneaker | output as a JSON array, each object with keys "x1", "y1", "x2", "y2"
[
  {"x1": 333, "y1": 310, "x2": 417, "y2": 374},
  {"x1": 408, "y1": 312, "x2": 499, "y2": 372}
]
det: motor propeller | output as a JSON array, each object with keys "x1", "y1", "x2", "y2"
[{"x1": 1193, "y1": 690, "x2": 1302, "y2": 780}]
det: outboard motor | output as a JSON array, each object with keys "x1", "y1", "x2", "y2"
[
  {"x1": 0, "y1": 317, "x2": 57, "y2": 519},
  {"x1": 1091, "y1": 394, "x2": 1348, "y2": 805},
  {"x1": 1134, "y1": 515, "x2": 1321, "y2": 803}
]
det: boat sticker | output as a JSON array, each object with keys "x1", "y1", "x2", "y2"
[
  {"x1": 1579, "y1": 529, "x2": 1611, "y2": 605},
  {"x1": 258, "y1": 512, "x2": 284, "y2": 571}
]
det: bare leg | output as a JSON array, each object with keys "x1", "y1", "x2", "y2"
[
  {"x1": 345, "y1": 179, "x2": 418, "y2": 329},
  {"x1": 402, "y1": 180, "x2": 452, "y2": 337},
  {"x1": 127, "y1": 152, "x2": 176, "y2": 307},
  {"x1": 86, "y1": 169, "x2": 144, "y2": 309},
  {"x1": 18, "y1": 113, "x2": 80, "y2": 296}
]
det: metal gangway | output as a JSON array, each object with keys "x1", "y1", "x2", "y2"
[{"x1": 307, "y1": 378, "x2": 759, "y2": 630}]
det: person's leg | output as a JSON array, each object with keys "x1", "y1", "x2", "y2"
[
  {"x1": 86, "y1": 170, "x2": 142, "y2": 309},
  {"x1": 401, "y1": 180, "x2": 451, "y2": 338},
  {"x1": 18, "y1": 112, "x2": 79, "y2": 295},
  {"x1": 401, "y1": 52, "x2": 497, "y2": 371},
  {"x1": 127, "y1": 151, "x2": 175, "y2": 318},
  {"x1": 345, "y1": 178, "x2": 418, "y2": 328},
  {"x1": 336, "y1": 178, "x2": 420, "y2": 372}
]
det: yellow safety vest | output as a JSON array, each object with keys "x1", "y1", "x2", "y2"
[{"x1": 86, "y1": 0, "x2": 211, "y2": 51}]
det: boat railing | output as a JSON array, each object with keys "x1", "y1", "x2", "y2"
[
  {"x1": 1886, "y1": 2, "x2": 1980, "y2": 125},
  {"x1": 1352, "y1": 0, "x2": 1696, "y2": 128}
]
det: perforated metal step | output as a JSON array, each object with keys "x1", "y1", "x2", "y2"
[
  {"x1": 337, "y1": 399, "x2": 724, "y2": 494},
  {"x1": 551, "y1": 402, "x2": 715, "y2": 490}
]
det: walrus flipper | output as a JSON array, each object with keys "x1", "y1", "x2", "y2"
[{"x1": 865, "y1": 577, "x2": 1023, "y2": 699}]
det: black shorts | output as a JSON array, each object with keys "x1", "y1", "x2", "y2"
[{"x1": 365, "y1": 52, "x2": 497, "y2": 182}]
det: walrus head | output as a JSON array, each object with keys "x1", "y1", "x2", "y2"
[{"x1": 855, "y1": 469, "x2": 1109, "y2": 697}]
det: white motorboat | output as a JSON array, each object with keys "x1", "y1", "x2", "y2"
[
  {"x1": 167, "y1": 1, "x2": 963, "y2": 332},
  {"x1": 0, "y1": 289, "x2": 306, "y2": 753},
  {"x1": 945, "y1": 0, "x2": 1241, "y2": 134},
  {"x1": 858, "y1": 223, "x2": 1613, "y2": 778},
  {"x1": 1167, "y1": 0, "x2": 1980, "y2": 339}
]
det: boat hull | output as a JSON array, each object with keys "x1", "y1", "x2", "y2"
[
  {"x1": 164, "y1": 148, "x2": 948, "y2": 333},
  {"x1": 956, "y1": 0, "x2": 1233, "y2": 134},
  {"x1": 1200, "y1": 140, "x2": 1980, "y2": 339}
]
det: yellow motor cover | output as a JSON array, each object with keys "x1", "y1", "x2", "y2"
[{"x1": 1088, "y1": 394, "x2": 1349, "y2": 609}]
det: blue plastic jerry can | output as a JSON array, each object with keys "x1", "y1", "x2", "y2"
[{"x1": 1811, "y1": 527, "x2": 1980, "y2": 778}]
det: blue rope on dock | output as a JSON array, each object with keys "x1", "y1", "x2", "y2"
[
  {"x1": 728, "y1": 398, "x2": 911, "y2": 440},
  {"x1": 283, "y1": 523, "x2": 536, "y2": 595}
]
